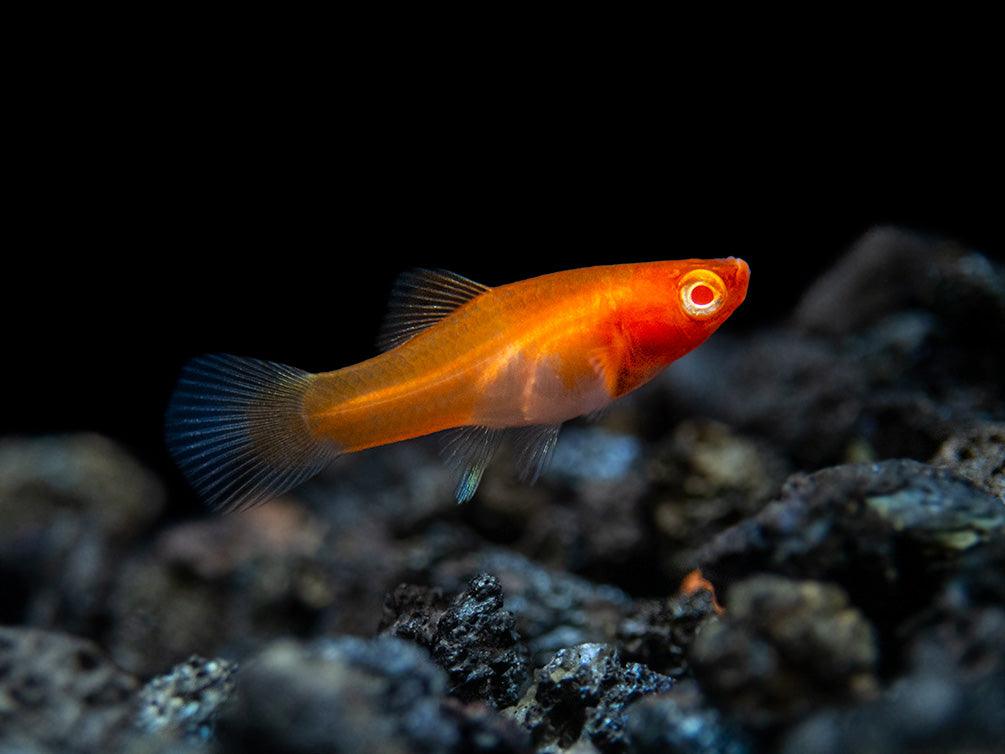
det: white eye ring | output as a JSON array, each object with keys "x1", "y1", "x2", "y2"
[{"x1": 680, "y1": 273, "x2": 724, "y2": 317}]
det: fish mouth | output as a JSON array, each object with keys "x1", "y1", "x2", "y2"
[{"x1": 722, "y1": 257, "x2": 750, "y2": 303}]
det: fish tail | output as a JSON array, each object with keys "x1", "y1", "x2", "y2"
[{"x1": 165, "y1": 354, "x2": 340, "y2": 512}]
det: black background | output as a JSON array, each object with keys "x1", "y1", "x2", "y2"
[{"x1": 6, "y1": 28, "x2": 1002, "y2": 512}]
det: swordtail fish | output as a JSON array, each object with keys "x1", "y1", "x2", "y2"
[{"x1": 166, "y1": 258, "x2": 750, "y2": 511}]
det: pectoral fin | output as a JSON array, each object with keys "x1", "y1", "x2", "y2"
[{"x1": 588, "y1": 340, "x2": 628, "y2": 398}]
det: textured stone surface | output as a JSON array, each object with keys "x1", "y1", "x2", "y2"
[
  {"x1": 507, "y1": 643, "x2": 673, "y2": 753},
  {"x1": 381, "y1": 572, "x2": 531, "y2": 709},
  {"x1": 0, "y1": 627, "x2": 138, "y2": 753},
  {"x1": 135, "y1": 654, "x2": 237, "y2": 743},
  {"x1": 932, "y1": 421, "x2": 1005, "y2": 502}
]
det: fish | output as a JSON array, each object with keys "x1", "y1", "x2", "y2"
[{"x1": 166, "y1": 258, "x2": 750, "y2": 511}]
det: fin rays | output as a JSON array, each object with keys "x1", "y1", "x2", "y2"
[
  {"x1": 439, "y1": 423, "x2": 562, "y2": 502},
  {"x1": 377, "y1": 268, "x2": 491, "y2": 352},
  {"x1": 509, "y1": 424, "x2": 561, "y2": 484},
  {"x1": 440, "y1": 426, "x2": 504, "y2": 503},
  {"x1": 165, "y1": 354, "x2": 339, "y2": 513}
]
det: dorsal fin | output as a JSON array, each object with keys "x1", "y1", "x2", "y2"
[{"x1": 377, "y1": 268, "x2": 491, "y2": 352}]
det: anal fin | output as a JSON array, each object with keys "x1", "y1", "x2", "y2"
[
  {"x1": 440, "y1": 425, "x2": 505, "y2": 503},
  {"x1": 439, "y1": 423, "x2": 562, "y2": 503},
  {"x1": 509, "y1": 424, "x2": 561, "y2": 484}
]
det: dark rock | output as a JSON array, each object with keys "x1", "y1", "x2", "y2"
[
  {"x1": 506, "y1": 642, "x2": 673, "y2": 753},
  {"x1": 858, "y1": 388, "x2": 987, "y2": 462},
  {"x1": 454, "y1": 421, "x2": 788, "y2": 598},
  {"x1": 107, "y1": 498, "x2": 384, "y2": 677},
  {"x1": 106, "y1": 551, "x2": 233, "y2": 678},
  {"x1": 791, "y1": 227, "x2": 1005, "y2": 406},
  {"x1": 624, "y1": 680, "x2": 753, "y2": 754},
  {"x1": 660, "y1": 330, "x2": 869, "y2": 469},
  {"x1": 646, "y1": 418, "x2": 790, "y2": 579},
  {"x1": 617, "y1": 587, "x2": 719, "y2": 678},
  {"x1": 469, "y1": 438, "x2": 654, "y2": 589},
  {"x1": 432, "y1": 548, "x2": 631, "y2": 667},
  {"x1": 218, "y1": 635, "x2": 452, "y2": 753},
  {"x1": 546, "y1": 426, "x2": 644, "y2": 484},
  {"x1": 380, "y1": 582, "x2": 449, "y2": 645},
  {"x1": 381, "y1": 572, "x2": 532, "y2": 709},
  {"x1": 440, "y1": 697, "x2": 537, "y2": 754},
  {"x1": 780, "y1": 541, "x2": 1005, "y2": 753},
  {"x1": 672, "y1": 320, "x2": 990, "y2": 471},
  {"x1": 792, "y1": 226, "x2": 929, "y2": 334},
  {"x1": 791, "y1": 226, "x2": 1003, "y2": 337},
  {"x1": 689, "y1": 574, "x2": 878, "y2": 729},
  {"x1": 0, "y1": 433, "x2": 165, "y2": 632},
  {"x1": 134, "y1": 654, "x2": 237, "y2": 744},
  {"x1": 931, "y1": 421, "x2": 1005, "y2": 502},
  {"x1": 433, "y1": 573, "x2": 531, "y2": 709},
  {"x1": 0, "y1": 626, "x2": 138, "y2": 753},
  {"x1": 698, "y1": 459, "x2": 1005, "y2": 642},
  {"x1": 0, "y1": 433, "x2": 166, "y2": 539},
  {"x1": 218, "y1": 635, "x2": 529, "y2": 754},
  {"x1": 155, "y1": 498, "x2": 329, "y2": 581}
]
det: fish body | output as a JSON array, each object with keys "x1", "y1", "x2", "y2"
[{"x1": 166, "y1": 258, "x2": 749, "y2": 510}]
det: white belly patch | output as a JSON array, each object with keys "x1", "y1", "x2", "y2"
[{"x1": 472, "y1": 349, "x2": 612, "y2": 428}]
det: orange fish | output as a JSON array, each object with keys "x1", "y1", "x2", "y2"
[{"x1": 166, "y1": 259, "x2": 749, "y2": 511}]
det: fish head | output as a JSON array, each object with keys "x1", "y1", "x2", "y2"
[{"x1": 598, "y1": 257, "x2": 750, "y2": 398}]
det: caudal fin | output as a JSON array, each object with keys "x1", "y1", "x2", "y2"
[{"x1": 165, "y1": 354, "x2": 339, "y2": 512}]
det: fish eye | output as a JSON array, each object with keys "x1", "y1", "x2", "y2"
[{"x1": 680, "y1": 270, "x2": 725, "y2": 318}]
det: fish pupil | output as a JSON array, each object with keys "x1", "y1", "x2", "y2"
[{"x1": 690, "y1": 284, "x2": 715, "y2": 306}]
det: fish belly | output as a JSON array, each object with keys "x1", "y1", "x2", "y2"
[{"x1": 472, "y1": 349, "x2": 611, "y2": 428}]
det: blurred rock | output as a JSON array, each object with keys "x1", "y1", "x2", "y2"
[
  {"x1": 696, "y1": 332, "x2": 871, "y2": 469},
  {"x1": 447, "y1": 420, "x2": 788, "y2": 598},
  {"x1": 106, "y1": 550, "x2": 232, "y2": 679},
  {"x1": 0, "y1": 626, "x2": 138, "y2": 753},
  {"x1": 645, "y1": 419, "x2": 790, "y2": 579},
  {"x1": 689, "y1": 574, "x2": 878, "y2": 729},
  {"x1": 156, "y1": 498, "x2": 328, "y2": 580},
  {"x1": 780, "y1": 539, "x2": 1005, "y2": 753},
  {"x1": 698, "y1": 459, "x2": 1005, "y2": 636},
  {"x1": 931, "y1": 421, "x2": 1005, "y2": 502},
  {"x1": 0, "y1": 432, "x2": 165, "y2": 538},
  {"x1": 218, "y1": 634, "x2": 529, "y2": 754},
  {"x1": 135, "y1": 654, "x2": 236, "y2": 744},
  {"x1": 624, "y1": 680, "x2": 753, "y2": 754},
  {"x1": 0, "y1": 433, "x2": 165, "y2": 633},
  {"x1": 792, "y1": 226, "x2": 1005, "y2": 340},
  {"x1": 461, "y1": 428, "x2": 653, "y2": 588},
  {"x1": 107, "y1": 496, "x2": 397, "y2": 677}
]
